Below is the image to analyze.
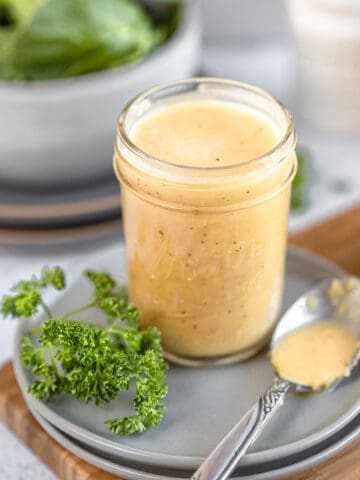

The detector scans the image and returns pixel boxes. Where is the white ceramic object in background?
[0,2,201,188]
[287,0,360,134]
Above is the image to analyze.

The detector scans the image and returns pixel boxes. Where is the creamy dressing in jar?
[114,79,297,365]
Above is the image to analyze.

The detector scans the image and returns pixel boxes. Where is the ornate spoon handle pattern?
[191,378,295,480]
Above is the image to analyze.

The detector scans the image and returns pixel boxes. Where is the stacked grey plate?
[0,178,122,245]
[0,179,120,228]
[13,245,360,479]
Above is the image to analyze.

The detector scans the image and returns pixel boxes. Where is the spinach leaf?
[0,0,175,80]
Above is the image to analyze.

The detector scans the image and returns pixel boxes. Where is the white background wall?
[201,0,286,40]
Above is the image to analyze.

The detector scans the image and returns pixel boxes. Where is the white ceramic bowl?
[0,3,201,187]
[287,0,360,134]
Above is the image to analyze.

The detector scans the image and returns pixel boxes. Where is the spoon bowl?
[271,278,360,393]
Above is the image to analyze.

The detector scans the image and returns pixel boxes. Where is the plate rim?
[0,177,120,226]
[14,245,359,471]
[28,397,360,480]
[0,217,122,246]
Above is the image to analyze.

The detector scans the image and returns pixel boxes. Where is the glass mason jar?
[114,78,297,366]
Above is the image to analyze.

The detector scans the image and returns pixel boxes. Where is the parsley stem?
[62,301,96,319]
[31,325,43,335]
[48,345,61,380]
[40,300,52,319]
[108,317,123,330]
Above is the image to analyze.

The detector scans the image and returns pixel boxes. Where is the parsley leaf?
[1,266,65,319]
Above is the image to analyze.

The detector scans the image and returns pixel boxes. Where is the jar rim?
[116,77,296,180]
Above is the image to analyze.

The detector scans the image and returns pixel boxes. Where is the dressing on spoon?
[271,321,358,390]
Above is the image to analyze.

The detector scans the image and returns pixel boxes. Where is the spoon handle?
[191,378,295,480]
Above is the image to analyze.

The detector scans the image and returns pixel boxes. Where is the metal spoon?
[191,278,360,480]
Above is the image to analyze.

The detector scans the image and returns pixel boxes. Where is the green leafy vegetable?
[1,266,65,318]
[291,150,309,211]
[0,0,44,65]
[0,0,178,80]
[1,267,168,435]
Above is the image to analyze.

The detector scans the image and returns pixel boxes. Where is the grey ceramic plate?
[0,177,120,228]
[14,246,360,471]
[29,400,360,480]
[0,217,122,246]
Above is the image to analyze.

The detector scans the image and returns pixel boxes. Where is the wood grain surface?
[0,204,359,480]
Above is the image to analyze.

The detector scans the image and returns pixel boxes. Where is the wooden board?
[1,205,360,480]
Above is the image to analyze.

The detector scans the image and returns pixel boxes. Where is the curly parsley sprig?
[1,267,168,436]
[1,266,65,319]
